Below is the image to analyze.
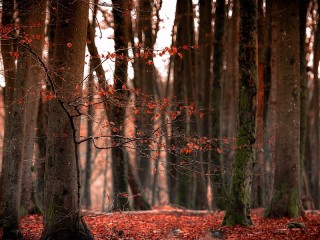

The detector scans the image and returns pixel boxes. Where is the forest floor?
[0,207,320,239]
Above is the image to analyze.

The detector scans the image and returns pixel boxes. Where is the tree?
[169,0,196,208]
[211,0,227,210]
[265,0,303,218]
[306,0,320,209]
[0,0,16,222]
[20,0,46,215]
[2,0,34,237]
[222,0,257,226]
[195,0,212,210]
[41,0,94,238]
[110,0,131,211]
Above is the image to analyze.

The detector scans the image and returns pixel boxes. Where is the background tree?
[20,0,46,216]
[211,0,227,210]
[2,0,34,237]
[195,0,212,210]
[110,0,131,211]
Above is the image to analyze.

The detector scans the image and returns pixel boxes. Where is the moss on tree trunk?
[222,0,257,226]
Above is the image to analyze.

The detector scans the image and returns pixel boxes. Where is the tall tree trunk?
[110,0,130,211]
[35,97,47,212]
[35,0,56,212]
[251,0,266,208]
[211,0,227,210]
[83,60,94,210]
[263,0,277,206]
[41,0,94,238]
[83,4,98,211]
[20,0,46,216]
[222,0,257,226]
[265,0,303,219]
[170,0,195,208]
[300,0,314,209]
[308,0,320,209]
[135,0,155,192]
[2,0,34,237]
[194,0,212,210]
[0,0,16,222]
[222,0,239,193]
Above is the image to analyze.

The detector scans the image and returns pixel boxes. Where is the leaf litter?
[0,207,319,239]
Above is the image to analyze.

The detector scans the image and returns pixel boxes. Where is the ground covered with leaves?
[0,207,319,239]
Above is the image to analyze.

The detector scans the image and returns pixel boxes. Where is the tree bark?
[110,0,130,211]
[135,0,155,192]
[300,0,314,209]
[41,0,94,238]
[2,0,34,237]
[194,0,212,210]
[307,0,320,209]
[20,0,46,216]
[0,0,16,223]
[265,0,303,219]
[222,0,257,226]
[211,0,227,210]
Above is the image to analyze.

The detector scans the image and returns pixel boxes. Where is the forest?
[0,0,320,239]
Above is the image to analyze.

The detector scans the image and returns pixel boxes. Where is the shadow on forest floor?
[0,207,320,239]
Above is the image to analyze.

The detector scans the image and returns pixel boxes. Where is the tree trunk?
[265,0,303,219]
[251,0,266,208]
[307,0,320,209]
[35,97,47,212]
[171,0,195,209]
[194,0,212,210]
[0,0,16,223]
[35,0,56,212]
[110,0,130,211]
[222,0,239,194]
[2,0,34,237]
[83,61,94,210]
[299,0,314,209]
[128,157,151,210]
[211,0,227,210]
[222,0,257,226]
[135,0,155,192]
[83,5,98,211]
[20,0,46,216]
[41,0,94,238]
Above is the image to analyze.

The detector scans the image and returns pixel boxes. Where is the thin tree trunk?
[300,0,314,209]
[110,0,130,211]
[83,4,98,211]
[251,0,266,208]
[222,0,257,226]
[194,0,212,210]
[35,97,47,212]
[211,0,227,210]
[20,0,46,216]
[135,0,155,192]
[308,0,320,209]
